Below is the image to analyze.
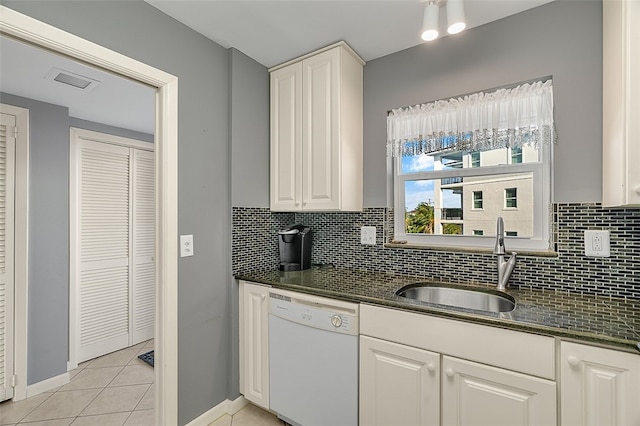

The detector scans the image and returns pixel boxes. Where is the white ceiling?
[0,0,553,135]
[146,0,555,68]
[0,36,156,135]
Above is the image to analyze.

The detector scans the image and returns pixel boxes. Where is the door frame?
[0,6,179,425]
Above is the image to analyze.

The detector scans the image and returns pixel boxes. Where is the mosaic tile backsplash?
[232,203,640,301]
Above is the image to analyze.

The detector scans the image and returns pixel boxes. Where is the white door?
[360,336,440,426]
[442,356,557,426]
[76,140,132,362]
[561,341,640,426]
[302,47,340,211]
[72,130,155,364]
[131,149,155,344]
[0,112,16,402]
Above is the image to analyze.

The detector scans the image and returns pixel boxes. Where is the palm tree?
[406,202,434,234]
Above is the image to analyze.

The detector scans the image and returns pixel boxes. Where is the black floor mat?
[138,350,154,367]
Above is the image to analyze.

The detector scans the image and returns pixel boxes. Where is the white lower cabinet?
[561,341,640,426]
[359,304,557,426]
[360,336,440,426]
[238,281,270,409]
[442,356,556,426]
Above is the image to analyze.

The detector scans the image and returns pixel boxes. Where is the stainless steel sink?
[395,284,516,313]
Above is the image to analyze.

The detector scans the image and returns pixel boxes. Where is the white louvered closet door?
[78,140,132,362]
[0,113,16,402]
[131,149,154,344]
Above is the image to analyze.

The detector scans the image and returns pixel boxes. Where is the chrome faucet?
[494,217,517,291]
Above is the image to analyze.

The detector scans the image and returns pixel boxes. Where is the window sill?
[384,241,559,257]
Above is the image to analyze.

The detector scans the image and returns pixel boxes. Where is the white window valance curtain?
[387,79,554,157]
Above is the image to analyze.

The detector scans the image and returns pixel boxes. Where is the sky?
[402,154,461,211]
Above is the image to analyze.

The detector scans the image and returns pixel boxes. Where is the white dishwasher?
[269,289,359,426]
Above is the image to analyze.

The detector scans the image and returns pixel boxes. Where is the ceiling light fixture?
[421,1,440,41]
[421,0,466,42]
[446,0,466,34]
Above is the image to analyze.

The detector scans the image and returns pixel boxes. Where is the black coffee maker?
[278,224,313,271]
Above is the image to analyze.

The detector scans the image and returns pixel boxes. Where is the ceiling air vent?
[45,67,100,91]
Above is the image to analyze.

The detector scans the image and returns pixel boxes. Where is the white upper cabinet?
[603,0,640,206]
[270,42,364,211]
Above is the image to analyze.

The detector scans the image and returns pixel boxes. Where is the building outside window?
[473,230,484,236]
[505,188,518,208]
[506,231,518,237]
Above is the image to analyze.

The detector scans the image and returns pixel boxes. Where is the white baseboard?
[186,395,249,426]
[26,372,70,398]
[228,395,250,415]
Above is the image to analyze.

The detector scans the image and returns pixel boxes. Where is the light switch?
[180,234,194,257]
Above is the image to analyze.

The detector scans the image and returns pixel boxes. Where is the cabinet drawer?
[360,304,555,379]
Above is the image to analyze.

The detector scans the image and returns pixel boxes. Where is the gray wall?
[230,48,270,208]
[0,92,70,385]
[363,0,603,206]
[228,48,269,398]
[3,1,232,423]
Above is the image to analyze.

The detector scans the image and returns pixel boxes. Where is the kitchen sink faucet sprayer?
[494,217,517,291]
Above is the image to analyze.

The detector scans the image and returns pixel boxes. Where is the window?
[506,231,518,237]
[505,188,518,208]
[511,147,523,164]
[388,80,553,251]
[471,152,480,168]
[473,191,483,209]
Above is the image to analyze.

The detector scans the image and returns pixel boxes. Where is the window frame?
[471,152,481,168]
[472,190,484,210]
[393,142,552,252]
[504,187,518,209]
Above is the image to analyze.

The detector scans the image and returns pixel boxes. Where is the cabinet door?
[603,0,640,206]
[360,336,440,426]
[442,356,556,426]
[239,281,270,409]
[302,47,340,211]
[561,342,640,426]
[270,62,302,211]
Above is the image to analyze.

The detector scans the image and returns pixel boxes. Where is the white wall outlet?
[584,230,610,257]
[180,234,194,257]
[361,226,376,245]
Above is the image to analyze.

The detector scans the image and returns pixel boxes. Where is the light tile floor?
[0,340,155,425]
[0,340,283,426]
[1,341,281,426]
[207,403,283,426]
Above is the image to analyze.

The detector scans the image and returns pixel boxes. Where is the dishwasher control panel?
[269,291,359,335]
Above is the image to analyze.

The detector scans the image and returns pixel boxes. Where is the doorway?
[0,6,178,424]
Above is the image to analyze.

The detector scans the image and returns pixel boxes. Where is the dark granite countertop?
[236,266,640,354]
